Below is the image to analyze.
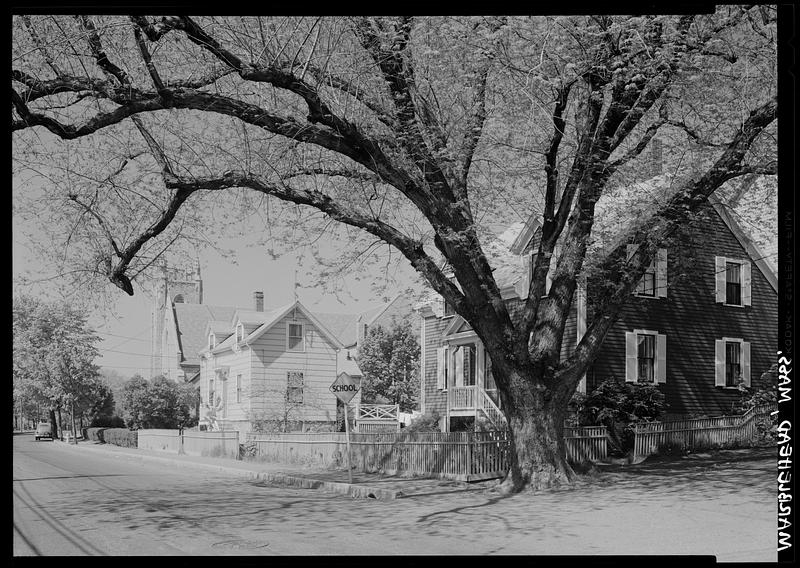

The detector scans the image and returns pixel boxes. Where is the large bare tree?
[12,10,777,491]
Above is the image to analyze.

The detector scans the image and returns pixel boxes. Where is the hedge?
[80,427,137,447]
[103,428,138,448]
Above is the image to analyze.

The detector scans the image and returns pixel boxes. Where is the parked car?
[35,422,53,441]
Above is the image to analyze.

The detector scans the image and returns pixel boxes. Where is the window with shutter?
[716,258,751,307]
[627,329,663,383]
[717,338,751,387]
[628,245,666,298]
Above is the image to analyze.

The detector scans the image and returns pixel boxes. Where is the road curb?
[57,441,400,500]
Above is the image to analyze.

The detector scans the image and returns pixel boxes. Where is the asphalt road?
[13,433,778,558]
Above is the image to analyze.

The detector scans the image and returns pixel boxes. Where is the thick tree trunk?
[56,407,63,441]
[496,368,575,493]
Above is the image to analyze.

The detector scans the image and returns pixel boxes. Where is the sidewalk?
[56,439,495,500]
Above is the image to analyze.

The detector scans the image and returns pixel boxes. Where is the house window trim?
[715,336,751,389]
[208,332,216,349]
[286,370,304,404]
[286,321,306,352]
[716,256,752,307]
[236,322,245,343]
[628,245,667,299]
[626,328,667,384]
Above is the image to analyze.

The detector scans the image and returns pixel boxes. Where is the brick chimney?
[253,291,264,312]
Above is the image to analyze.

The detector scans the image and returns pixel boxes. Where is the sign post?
[330,372,362,485]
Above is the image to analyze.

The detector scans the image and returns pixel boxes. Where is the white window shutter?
[715,256,726,303]
[742,341,751,387]
[741,261,752,306]
[714,340,726,387]
[455,346,464,387]
[655,333,667,383]
[625,332,637,383]
[656,248,668,298]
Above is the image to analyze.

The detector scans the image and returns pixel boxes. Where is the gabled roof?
[506,174,777,294]
[231,308,273,326]
[243,300,345,350]
[707,193,778,293]
[313,311,361,347]
[173,303,237,365]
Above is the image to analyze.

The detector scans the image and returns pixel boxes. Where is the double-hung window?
[726,262,742,306]
[625,330,667,384]
[627,245,668,298]
[287,322,305,351]
[715,257,751,306]
[287,371,304,403]
[715,338,751,388]
[637,334,656,382]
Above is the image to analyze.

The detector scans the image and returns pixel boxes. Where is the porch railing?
[448,385,478,411]
[355,404,400,433]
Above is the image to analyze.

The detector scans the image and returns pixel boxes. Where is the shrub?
[102,428,138,448]
[574,378,666,455]
[405,411,441,432]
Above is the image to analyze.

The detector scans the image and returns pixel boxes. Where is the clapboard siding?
[250,310,339,423]
[588,202,777,417]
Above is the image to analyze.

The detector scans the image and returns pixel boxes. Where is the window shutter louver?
[714,340,726,386]
[625,332,637,382]
[656,249,668,298]
[742,341,751,387]
[715,256,726,303]
[656,333,667,383]
[741,261,752,306]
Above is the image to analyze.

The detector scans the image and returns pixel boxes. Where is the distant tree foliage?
[357,323,420,413]
[122,374,199,429]
[13,295,103,437]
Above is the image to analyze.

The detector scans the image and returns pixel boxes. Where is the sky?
[12,227,421,380]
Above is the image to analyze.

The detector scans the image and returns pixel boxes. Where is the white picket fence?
[633,403,776,460]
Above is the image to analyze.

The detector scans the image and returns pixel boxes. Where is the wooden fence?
[182,430,240,459]
[564,426,608,463]
[246,426,608,482]
[136,429,240,460]
[355,404,400,433]
[137,429,182,453]
[633,403,776,460]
